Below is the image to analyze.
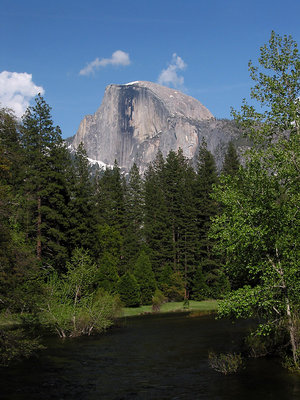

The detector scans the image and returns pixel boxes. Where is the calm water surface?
[1,313,299,399]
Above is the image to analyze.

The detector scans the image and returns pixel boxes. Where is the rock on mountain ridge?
[67,81,242,172]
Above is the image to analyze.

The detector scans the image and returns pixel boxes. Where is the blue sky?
[1,0,300,138]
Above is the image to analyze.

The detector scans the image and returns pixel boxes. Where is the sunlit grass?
[122,299,218,317]
[0,301,219,326]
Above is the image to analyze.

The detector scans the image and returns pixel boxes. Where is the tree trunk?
[172,222,176,270]
[72,286,80,333]
[285,295,298,368]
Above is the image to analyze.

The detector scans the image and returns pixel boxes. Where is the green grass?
[122,300,218,317]
[0,300,219,327]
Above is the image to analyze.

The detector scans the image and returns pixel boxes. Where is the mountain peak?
[108,81,214,121]
[68,81,239,172]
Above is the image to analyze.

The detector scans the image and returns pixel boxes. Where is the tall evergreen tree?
[21,95,70,270]
[123,163,144,266]
[144,151,170,275]
[96,251,119,293]
[95,161,126,230]
[0,108,40,311]
[163,149,198,295]
[68,142,96,254]
[117,272,141,307]
[222,141,240,176]
[133,250,156,304]
[94,161,126,270]
[193,140,221,298]
[144,149,198,296]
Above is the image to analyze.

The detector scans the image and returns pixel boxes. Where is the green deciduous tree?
[211,31,300,369]
[40,248,121,337]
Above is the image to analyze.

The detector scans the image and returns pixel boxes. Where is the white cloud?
[0,71,44,118]
[80,50,131,76]
[158,53,187,89]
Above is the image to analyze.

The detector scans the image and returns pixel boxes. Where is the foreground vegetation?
[0,31,299,371]
[212,31,300,370]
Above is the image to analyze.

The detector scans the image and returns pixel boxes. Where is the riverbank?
[122,299,218,317]
[0,300,218,329]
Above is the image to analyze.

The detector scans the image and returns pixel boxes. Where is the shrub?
[0,328,44,366]
[208,352,243,375]
[39,249,122,338]
[159,266,185,301]
[152,289,166,312]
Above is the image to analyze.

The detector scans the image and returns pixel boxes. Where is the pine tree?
[144,151,170,275]
[94,161,126,270]
[0,108,40,311]
[117,272,141,307]
[41,134,71,269]
[123,163,144,266]
[191,266,209,301]
[163,149,198,296]
[133,250,156,304]
[68,142,96,255]
[96,251,119,293]
[96,161,126,230]
[222,141,240,176]
[144,149,198,296]
[21,95,70,270]
[94,223,123,263]
[192,140,221,298]
[158,264,185,301]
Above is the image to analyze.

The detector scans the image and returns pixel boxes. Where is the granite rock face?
[68,81,242,172]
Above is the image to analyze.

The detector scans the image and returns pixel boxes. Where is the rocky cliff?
[67,81,243,172]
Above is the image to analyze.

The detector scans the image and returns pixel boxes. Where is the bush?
[152,289,166,312]
[39,249,122,338]
[40,285,122,338]
[245,333,273,358]
[0,328,44,367]
[208,352,243,375]
[159,266,185,301]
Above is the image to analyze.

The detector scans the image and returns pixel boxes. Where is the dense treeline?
[0,96,238,363]
[0,96,238,318]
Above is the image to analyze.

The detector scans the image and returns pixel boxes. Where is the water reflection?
[1,313,299,399]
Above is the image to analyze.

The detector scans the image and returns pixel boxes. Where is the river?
[0,313,299,399]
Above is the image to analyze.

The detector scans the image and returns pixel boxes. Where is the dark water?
[1,313,299,399]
